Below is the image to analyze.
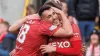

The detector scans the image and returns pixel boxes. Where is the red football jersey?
[15,20,60,56]
[48,18,83,56]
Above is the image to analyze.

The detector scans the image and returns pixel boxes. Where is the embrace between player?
[9,0,85,56]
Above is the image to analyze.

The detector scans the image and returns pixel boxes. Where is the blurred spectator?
[26,4,36,16]
[86,29,100,56]
[0,21,9,43]
[2,32,17,52]
[69,0,99,42]
[0,21,17,56]
[0,21,9,56]
[94,17,99,30]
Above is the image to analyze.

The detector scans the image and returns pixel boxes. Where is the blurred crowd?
[0,18,17,56]
[0,0,100,56]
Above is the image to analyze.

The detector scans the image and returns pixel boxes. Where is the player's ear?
[41,15,44,20]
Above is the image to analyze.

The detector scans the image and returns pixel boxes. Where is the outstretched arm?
[9,17,27,33]
[9,14,40,33]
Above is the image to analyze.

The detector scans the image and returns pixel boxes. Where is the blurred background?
[0,0,46,24]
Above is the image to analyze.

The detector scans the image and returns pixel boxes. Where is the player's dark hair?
[44,0,62,10]
[38,5,51,16]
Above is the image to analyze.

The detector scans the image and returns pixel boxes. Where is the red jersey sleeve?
[39,22,60,36]
[0,32,8,43]
[56,40,82,56]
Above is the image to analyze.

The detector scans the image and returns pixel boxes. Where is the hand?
[51,7,63,14]
[9,49,15,56]
[49,0,60,3]
[54,0,61,4]
[81,44,86,54]
[40,45,56,54]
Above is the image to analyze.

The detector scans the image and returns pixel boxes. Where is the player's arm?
[40,40,82,55]
[9,17,27,33]
[51,7,73,37]
[9,14,40,33]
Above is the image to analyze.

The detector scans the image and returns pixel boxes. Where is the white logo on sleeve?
[51,41,71,48]
[49,25,57,31]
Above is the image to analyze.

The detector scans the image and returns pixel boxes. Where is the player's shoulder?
[70,33,82,41]
[72,17,78,24]
[40,21,52,27]
[40,21,58,31]
[25,14,41,24]
[26,20,40,25]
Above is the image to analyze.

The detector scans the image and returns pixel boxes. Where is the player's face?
[53,19,60,26]
[53,19,62,26]
[90,34,99,44]
[42,8,58,24]
[62,2,68,14]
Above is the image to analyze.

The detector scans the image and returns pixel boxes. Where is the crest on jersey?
[49,25,57,31]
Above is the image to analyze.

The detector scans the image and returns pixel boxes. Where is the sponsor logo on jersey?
[49,25,57,31]
[50,41,71,48]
